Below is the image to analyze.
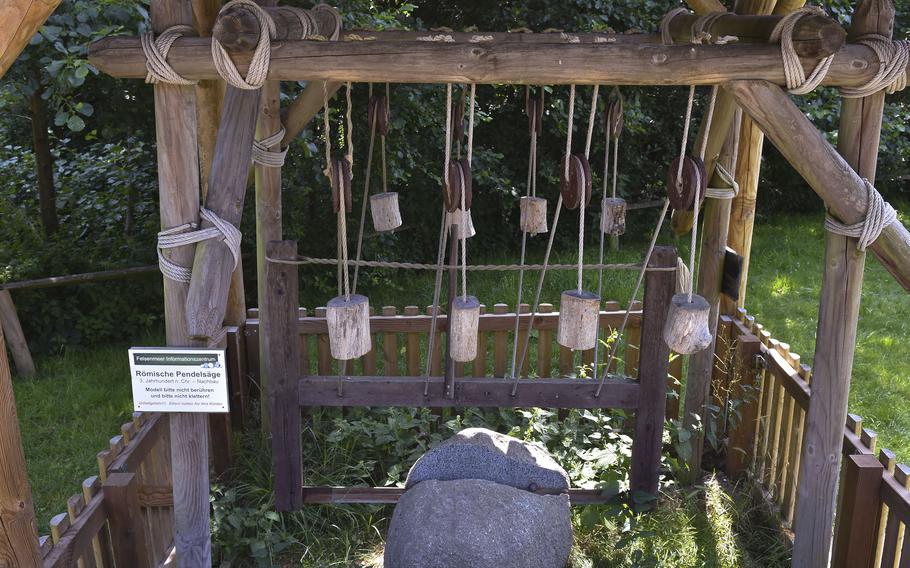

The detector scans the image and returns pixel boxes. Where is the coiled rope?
[141,25,197,85]
[824,179,897,251]
[156,208,241,283]
[211,0,277,90]
[252,125,288,167]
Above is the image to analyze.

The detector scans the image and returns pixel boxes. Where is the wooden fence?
[720,307,910,568]
[39,412,175,568]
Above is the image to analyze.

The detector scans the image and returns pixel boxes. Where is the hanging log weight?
[368,93,389,136]
[449,295,481,362]
[600,197,627,236]
[560,154,592,211]
[605,88,623,138]
[331,157,353,213]
[520,196,548,234]
[666,155,706,211]
[370,192,402,232]
[526,94,544,135]
[662,293,713,355]
[326,294,372,360]
[557,290,601,351]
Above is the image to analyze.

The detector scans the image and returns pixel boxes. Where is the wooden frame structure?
[0,0,907,564]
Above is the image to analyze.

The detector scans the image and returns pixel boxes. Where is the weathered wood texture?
[264,241,302,510]
[90,39,895,87]
[725,334,761,477]
[0,290,35,376]
[832,455,883,568]
[630,246,676,496]
[0,0,64,78]
[150,0,211,562]
[727,80,910,293]
[299,376,641,409]
[103,473,150,568]
[792,230,866,564]
[0,317,41,565]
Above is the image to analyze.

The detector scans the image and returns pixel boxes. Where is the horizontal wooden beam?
[301,485,615,504]
[0,265,158,291]
[727,80,910,293]
[299,376,640,409]
[89,38,886,87]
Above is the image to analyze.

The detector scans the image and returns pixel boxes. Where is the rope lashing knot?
[770,6,835,95]
[705,162,739,199]
[212,0,279,90]
[824,179,897,251]
[660,8,736,46]
[156,208,242,283]
[252,126,288,167]
[841,35,910,98]
[141,25,198,85]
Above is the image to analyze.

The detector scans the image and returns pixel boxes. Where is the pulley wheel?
[560,153,592,211]
[526,95,544,135]
[605,88,623,138]
[666,155,706,211]
[458,158,473,211]
[443,161,463,212]
[368,94,390,136]
[331,157,353,214]
[451,97,465,143]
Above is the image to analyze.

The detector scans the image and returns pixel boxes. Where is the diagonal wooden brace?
[725,79,910,293]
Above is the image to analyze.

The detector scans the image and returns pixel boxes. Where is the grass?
[8,209,909,562]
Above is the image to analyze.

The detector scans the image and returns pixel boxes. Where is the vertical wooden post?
[630,246,676,496]
[0,290,35,376]
[255,61,283,433]
[104,472,151,568]
[0,317,41,565]
[832,454,884,568]
[680,116,739,483]
[792,231,866,564]
[725,333,761,477]
[150,0,211,562]
[264,241,302,511]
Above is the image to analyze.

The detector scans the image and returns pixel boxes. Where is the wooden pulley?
[559,153,592,211]
[662,293,713,355]
[600,197,626,236]
[557,290,600,351]
[451,96,465,143]
[442,159,473,212]
[326,294,372,360]
[448,208,476,240]
[526,94,544,135]
[665,155,707,211]
[449,295,481,362]
[605,88,623,138]
[368,93,390,136]
[520,196,548,235]
[330,157,353,214]
[370,192,402,232]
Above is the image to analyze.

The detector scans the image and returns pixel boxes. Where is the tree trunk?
[29,86,58,236]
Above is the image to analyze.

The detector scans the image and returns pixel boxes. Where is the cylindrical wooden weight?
[662,293,713,355]
[520,196,548,235]
[448,209,476,239]
[326,294,372,360]
[600,197,626,236]
[370,192,402,232]
[449,295,481,362]
[557,290,601,351]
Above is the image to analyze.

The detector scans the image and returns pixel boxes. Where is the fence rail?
[721,307,910,568]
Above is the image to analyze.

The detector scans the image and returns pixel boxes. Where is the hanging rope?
[689,86,718,302]
[461,83,477,301]
[769,7,835,95]
[576,85,599,294]
[352,83,376,294]
[156,208,242,283]
[141,25,198,85]
[841,35,910,97]
[211,0,278,90]
[265,256,673,272]
[252,126,287,167]
[824,179,898,251]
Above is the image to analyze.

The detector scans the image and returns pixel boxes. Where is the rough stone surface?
[384,478,572,568]
[405,427,569,491]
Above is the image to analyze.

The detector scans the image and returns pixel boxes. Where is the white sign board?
[128,347,230,413]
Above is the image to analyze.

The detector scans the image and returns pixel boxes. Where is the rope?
[265,256,675,272]
[689,86,718,302]
[141,25,197,85]
[769,7,835,95]
[461,84,477,301]
[841,35,910,97]
[564,85,575,180]
[338,83,354,300]
[156,208,242,283]
[577,85,598,292]
[660,7,690,45]
[251,126,287,167]
[705,163,739,199]
[322,83,332,176]
[595,88,619,372]
[824,179,897,251]
[353,83,376,294]
[595,199,672,397]
[211,0,278,90]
